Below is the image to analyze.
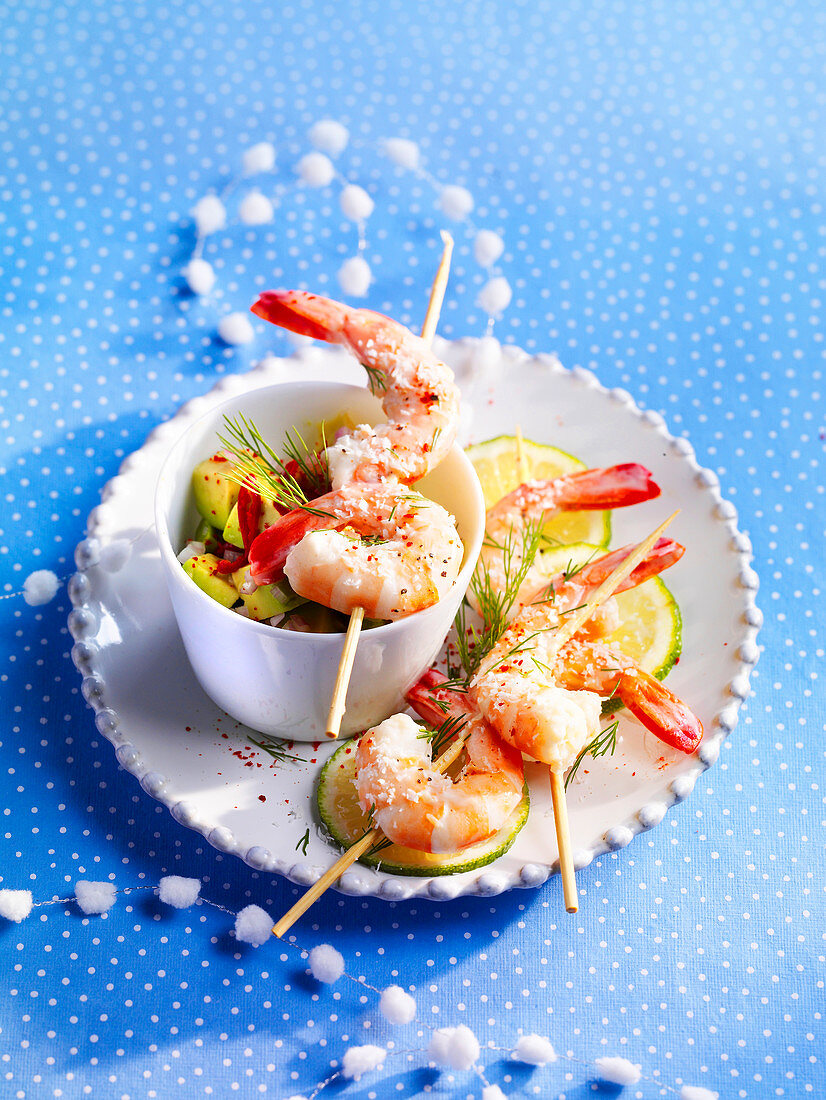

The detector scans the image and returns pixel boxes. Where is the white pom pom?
[239,190,274,226]
[218,313,255,346]
[474,229,505,267]
[308,943,345,984]
[379,985,417,1025]
[184,258,216,296]
[471,335,503,375]
[0,889,33,923]
[99,539,131,573]
[482,1086,508,1100]
[192,194,227,235]
[23,570,59,606]
[74,880,117,915]
[309,119,349,156]
[242,141,276,175]
[681,1087,717,1100]
[297,151,335,187]
[439,184,474,220]
[339,183,374,222]
[513,1033,557,1066]
[383,137,420,170]
[158,876,201,909]
[341,1044,386,1081]
[477,276,513,316]
[283,1096,309,1100]
[337,256,371,297]
[428,1025,480,1071]
[595,1056,642,1086]
[234,904,272,946]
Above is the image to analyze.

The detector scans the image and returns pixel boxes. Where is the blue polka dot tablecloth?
[1,1,824,1097]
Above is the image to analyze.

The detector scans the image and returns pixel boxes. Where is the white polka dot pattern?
[0,1,824,1099]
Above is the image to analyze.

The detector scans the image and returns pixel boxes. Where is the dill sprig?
[247,735,307,764]
[361,361,389,395]
[217,413,335,519]
[564,718,620,790]
[295,828,310,855]
[418,712,468,758]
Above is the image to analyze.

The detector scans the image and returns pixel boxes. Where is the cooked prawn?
[354,711,524,854]
[250,290,460,488]
[248,483,463,619]
[479,463,661,618]
[469,539,702,767]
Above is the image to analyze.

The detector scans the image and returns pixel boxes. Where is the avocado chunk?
[231,567,307,621]
[192,455,240,529]
[182,553,239,608]
[193,519,224,555]
[223,498,284,550]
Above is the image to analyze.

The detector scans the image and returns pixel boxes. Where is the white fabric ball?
[428,1024,480,1071]
[307,943,345,984]
[680,1087,717,1100]
[439,184,474,220]
[234,904,272,946]
[482,1086,508,1100]
[296,151,335,187]
[74,880,117,915]
[0,889,33,923]
[218,312,255,345]
[513,1033,557,1066]
[478,276,513,316]
[309,119,349,155]
[184,258,216,295]
[242,141,276,175]
[238,190,274,226]
[99,539,131,573]
[192,194,226,235]
[339,183,374,222]
[595,1056,642,1085]
[341,1044,386,1081]
[474,228,505,266]
[383,137,420,170]
[23,569,59,606]
[379,985,417,1025]
[337,256,371,297]
[158,876,201,909]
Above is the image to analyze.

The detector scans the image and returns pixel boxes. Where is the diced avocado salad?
[178,415,387,633]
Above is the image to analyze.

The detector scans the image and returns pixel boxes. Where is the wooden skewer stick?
[324,231,455,740]
[273,510,678,938]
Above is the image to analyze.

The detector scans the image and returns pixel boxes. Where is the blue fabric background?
[1,1,823,1097]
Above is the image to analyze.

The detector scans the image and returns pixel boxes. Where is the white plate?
[69,342,761,902]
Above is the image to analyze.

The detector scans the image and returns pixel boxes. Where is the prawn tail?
[248,504,340,585]
[250,289,347,344]
[617,668,703,754]
[571,537,685,593]
[406,668,475,728]
[553,463,661,512]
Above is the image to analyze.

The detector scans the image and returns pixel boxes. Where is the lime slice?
[317,741,530,877]
[465,435,611,547]
[536,542,683,698]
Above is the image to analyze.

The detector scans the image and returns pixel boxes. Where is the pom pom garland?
[439,184,474,220]
[23,570,60,606]
[309,119,349,155]
[341,1044,386,1081]
[379,985,417,1025]
[474,228,505,266]
[477,276,513,316]
[0,889,33,923]
[680,1088,717,1100]
[595,1056,642,1086]
[99,539,131,573]
[184,258,217,295]
[74,880,117,915]
[337,255,372,297]
[297,151,336,187]
[307,943,345,984]
[218,313,255,346]
[383,137,421,170]
[482,1086,508,1100]
[242,141,276,175]
[513,1033,557,1066]
[339,183,375,222]
[428,1024,480,1071]
[158,876,201,909]
[238,190,274,226]
[192,194,227,235]
[234,904,273,946]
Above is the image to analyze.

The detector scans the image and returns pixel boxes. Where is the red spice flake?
[185,726,191,732]
[258,794,266,803]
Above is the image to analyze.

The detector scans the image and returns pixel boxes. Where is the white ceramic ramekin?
[154,381,484,741]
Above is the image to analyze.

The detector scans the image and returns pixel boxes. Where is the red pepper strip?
[238,485,263,551]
